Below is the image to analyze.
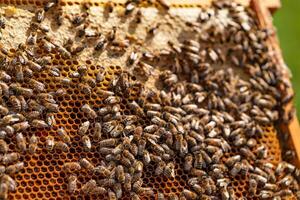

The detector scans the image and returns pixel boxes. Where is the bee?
[0,81,9,97]
[102,120,117,134]
[155,161,166,176]
[0,182,8,200]
[254,145,267,159]
[0,105,9,116]
[0,139,7,154]
[72,13,88,26]
[128,51,138,65]
[2,174,16,192]
[80,158,94,172]
[95,35,107,51]
[29,134,38,154]
[123,150,135,163]
[63,162,81,173]
[36,9,45,23]
[81,104,97,119]
[92,122,102,141]
[54,141,69,153]
[55,9,64,26]
[230,162,242,177]
[31,119,48,129]
[164,162,175,178]
[143,150,151,165]
[56,127,70,144]
[124,173,132,192]
[9,96,21,112]
[91,186,107,195]
[16,132,26,152]
[82,135,91,151]
[5,162,24,175]
[67,175,77,194]
[184,154,193,172]
[2,153,19,165]
[46,114,56,127]
[0,70,11,82]
[157,192,165,200]
[46,135,55,151]
[44,0,57,11]
[93,165,110,177]
[132,179,143,193]
[27,32,37,45]
[81,179,97,195]
[99,138,117,148]
[169,194,179,200]
[78,121,90,135]
[0,18,5,29]
[107,26,117,42]
[113,182,122,198]
[182,189,197,200]
[225,155,241,167]
[128,101,145,117]
[104,96,121,105]
[108,189,117,200]
[71,44,86,55]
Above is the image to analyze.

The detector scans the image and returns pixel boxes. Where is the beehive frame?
[0,0,299,199]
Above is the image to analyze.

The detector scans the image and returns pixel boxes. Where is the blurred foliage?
[274,0,300,118]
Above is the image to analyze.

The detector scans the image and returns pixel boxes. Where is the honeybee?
[36,9,45,23]
[182,189,197,199]
[54,141,69,153]
[0,182,8,200]
[57,127,70,144]
[29,134,38,154]
[128,101,145,117]
[0,105,8,116]
[80,158,94,172]
[95,36,107,51]
[82,135,91,151]
[46,114,56,127]
[92,122,102,141]
[12,121,30,132]
[124,173,132,192]
[31,119,49,129]
[108,189,117,200]
[155,161,166,176]
[115,165,125,183]
[44,0,57,11]
[2,153,19,165]
[93,165,110,177]
[9,96,21,112]
[81,104,97,119]
[99,138,117,148]
[16,132,26,152]
[81,179,97,195]
[113,182,122,198]
[78,121,90,135]
[225,155,241,167]
[79,83,91,96]
[2,174,16,192]
[164,162,175,178]
[184,154,193,172]
[68,175,77,194]
[0,139,8,153]
[0,81,9,97]
[0,70,11,82]
[5,162,24,175]
[230,162,242,177]
[63,162,81,173]
[46,135,55,151]
[132,179,143,193]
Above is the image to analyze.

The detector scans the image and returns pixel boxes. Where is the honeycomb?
[0,0,298,200]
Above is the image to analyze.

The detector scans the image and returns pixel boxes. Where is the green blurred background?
[274,0,300,118]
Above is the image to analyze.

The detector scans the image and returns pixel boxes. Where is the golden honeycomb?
[0,0,298,200]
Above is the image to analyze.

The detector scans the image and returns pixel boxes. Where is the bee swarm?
[0,0,298,200]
